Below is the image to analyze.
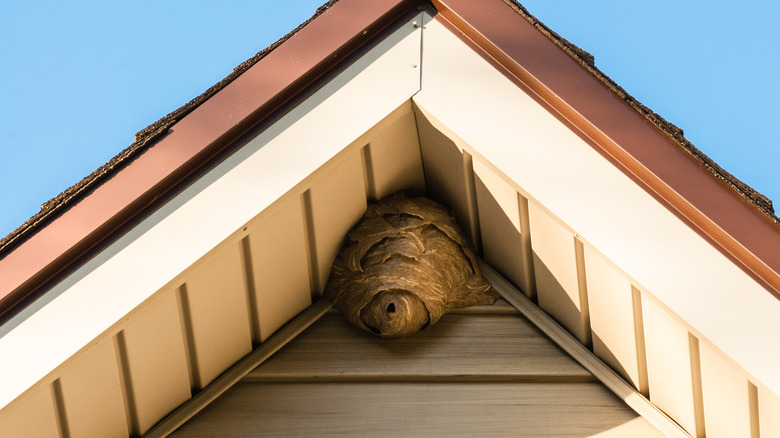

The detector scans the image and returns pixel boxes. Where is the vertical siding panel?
[185,244,252,389]
[0,386,60,438]
[748,383,760,438]
[759,387,780,438]
[308,152,367,295]
[51,379,67,438]
[114,332,138,435]
[631,286,650,396]
[698,341,753,438]
[122,291,191,434]
[689,335,706,437]
[363,110,425,200]
[573,239,591,348]
[473,159,527,293]
[517,196,537,300]
[247,197,312,342]
[528,203,587,343]
[461,152,481,252]
[642,298,702,437]
[415,110,475,245]
[584,248,644,391]
[58,341,128,437]
[175,284,198,391]
[239,236,262,344]
[301,190,321,298]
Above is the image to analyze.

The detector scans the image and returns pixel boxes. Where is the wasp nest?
[324,193,499,338]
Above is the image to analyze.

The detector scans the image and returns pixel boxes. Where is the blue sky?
[1,1,778,238]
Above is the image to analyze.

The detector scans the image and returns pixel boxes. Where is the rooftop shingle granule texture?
[1,0,776,258]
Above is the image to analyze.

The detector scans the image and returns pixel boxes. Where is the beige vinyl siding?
[473,158,535,299]
[699,342,756,438]
[528,202,589,344]
[57,340,128,437]
[305,151,368,296]
[0,384,60,438]
[759,387,780,438]
[585,247,648,395]
[642,297,704,437]
[361,108,426,201]
[243,196,312,343]
[175,303,664,437]
[120,292,191,433]
[180,243,253,390]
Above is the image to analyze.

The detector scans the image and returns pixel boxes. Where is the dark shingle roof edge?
[1,0,776,257]
[0,1,341,256]
[501,0,777,224]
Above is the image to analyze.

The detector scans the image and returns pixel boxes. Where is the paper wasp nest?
[324,193,499,338]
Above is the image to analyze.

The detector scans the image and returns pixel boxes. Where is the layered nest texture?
[325,193,499,338]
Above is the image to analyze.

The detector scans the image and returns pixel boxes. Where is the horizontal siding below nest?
[176,300,664,436]
[245,306,592,383]
[173,381,661,438]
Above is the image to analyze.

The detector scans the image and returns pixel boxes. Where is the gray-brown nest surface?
[324,193,499,338]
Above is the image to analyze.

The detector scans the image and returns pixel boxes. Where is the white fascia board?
[413,18,780,395]
[0,13,425,409]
